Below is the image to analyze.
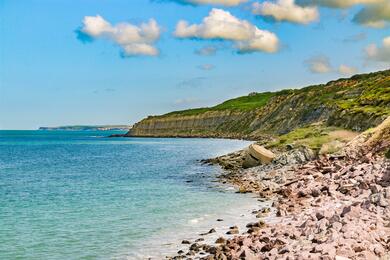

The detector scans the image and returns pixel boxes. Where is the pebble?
[168,131,390,259]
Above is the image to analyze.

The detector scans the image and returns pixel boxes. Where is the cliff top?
[151,69,390,118]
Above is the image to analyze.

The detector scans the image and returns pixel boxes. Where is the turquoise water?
[0,131,255,259]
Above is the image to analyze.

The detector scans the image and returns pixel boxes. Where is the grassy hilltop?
[162,70,389,118]
[127,70,390,151]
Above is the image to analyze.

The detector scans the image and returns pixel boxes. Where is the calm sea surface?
[0,131,258,259]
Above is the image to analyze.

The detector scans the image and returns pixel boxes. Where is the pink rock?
[369,184,382,194]
[384,187,390,199]
[335,256,351,260]
[332,222,343,232]
[358,251,378,260]
[352,243,366,253]
[316,218,330,232]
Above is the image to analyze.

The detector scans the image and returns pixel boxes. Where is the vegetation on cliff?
[164,92,278,116]
[266,123,358,153]
[127,70,390,141]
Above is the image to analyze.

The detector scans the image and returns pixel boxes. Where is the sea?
[0,130,265,259]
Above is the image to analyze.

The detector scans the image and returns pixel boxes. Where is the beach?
[167,118,390,259]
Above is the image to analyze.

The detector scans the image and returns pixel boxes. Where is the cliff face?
[127,111,256,138]
[126,70,390,140]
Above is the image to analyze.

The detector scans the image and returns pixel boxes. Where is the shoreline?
[166,118,390,259]
[108,133,258,142]
[129,191,271,259]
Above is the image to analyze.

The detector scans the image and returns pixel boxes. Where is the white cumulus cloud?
[297,0,383,8]
[305,55,332,73]
[252,0,319,24]
[338,64,358,75]
[305,55,359,75]
[353,1,390,28]
[174,8,279,53]
[195,45,218,56]
[365,36,390,62]
[80,15,161,56]
[179,0,247,5]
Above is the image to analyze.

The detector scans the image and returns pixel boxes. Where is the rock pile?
[169,117,390,259]
[170,154,389,260]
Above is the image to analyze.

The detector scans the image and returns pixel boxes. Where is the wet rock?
[237,186,248,194]
[247,227,261,234]
[215,237,226,244]
[226,227,239,235]
[189,243,200,251]
[208,228,216,234]
[182,240,191,244]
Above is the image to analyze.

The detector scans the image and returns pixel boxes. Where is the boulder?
[248,144,275,164]
[242,150,261,168]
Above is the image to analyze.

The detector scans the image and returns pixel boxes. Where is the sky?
[0,0,389,130]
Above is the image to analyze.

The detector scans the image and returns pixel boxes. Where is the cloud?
[338,64,358,75]
[165,0,247,6]
[343,32,367,43]
[297,0,383,9]
[365,36,390,62]
[174,8,279,53]
[305,55,359,75]
[78,15,161,56]
[297,0,389,28]
[352,1,390,28]
[198,64,215,70]
[252,0,319,24]
[305,55,332,73]
[195,45,218,56]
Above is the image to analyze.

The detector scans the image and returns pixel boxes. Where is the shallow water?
[0,131,261,259]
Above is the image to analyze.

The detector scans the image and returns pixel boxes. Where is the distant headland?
[38,125,131,131]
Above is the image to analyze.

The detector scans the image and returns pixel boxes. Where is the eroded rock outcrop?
[127,70,390,140]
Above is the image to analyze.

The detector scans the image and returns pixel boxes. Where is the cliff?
[126,70,390,140]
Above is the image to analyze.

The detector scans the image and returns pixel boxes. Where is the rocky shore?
[168,117,390,259]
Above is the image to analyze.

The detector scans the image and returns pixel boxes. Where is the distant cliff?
[126,70,390,140]
[39,125,131,131]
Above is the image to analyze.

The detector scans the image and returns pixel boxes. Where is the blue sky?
[1,0,389,129]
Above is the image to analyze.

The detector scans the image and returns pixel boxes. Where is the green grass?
[163,71,390,118]
[334,78,390,116]
[163,92,280,116]
[212,92,276,110]
[143,69,390,139]
[266,124,347,151]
